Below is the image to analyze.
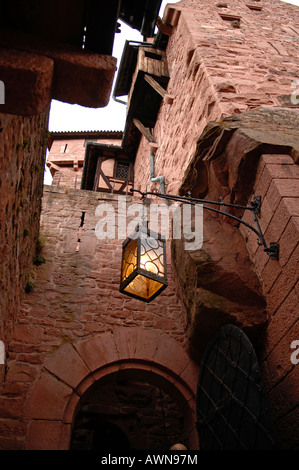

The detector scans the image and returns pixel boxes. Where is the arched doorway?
[25,327,199,450]
[196,324,276,450]
[72,417,131,451]
[71,370,188,450]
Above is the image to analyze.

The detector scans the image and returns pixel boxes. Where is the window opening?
[144,51,162,61]
[76,212,86,252]
[116,161,130,180]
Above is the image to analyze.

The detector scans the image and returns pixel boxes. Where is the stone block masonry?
[240,154,299,449]
[133,0,299,195]
[32,187,187,342]
[47,134,123,189]
[0,186,189,449]
[0,110,49,348]
[0,28,117,114]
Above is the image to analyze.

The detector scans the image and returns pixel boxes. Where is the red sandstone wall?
[133,0,299,449]
[1,0,298,451]
[49,137,122,162]
[134,0,299,194]
[47,136,123,188]
[51,167,83,189]
[0,111,49,349]
[240,154,299,448]
[0,186,189,449]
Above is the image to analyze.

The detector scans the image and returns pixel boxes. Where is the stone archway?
[24,326,199,450]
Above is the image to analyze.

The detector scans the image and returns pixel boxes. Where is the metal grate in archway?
[196,324,276,450]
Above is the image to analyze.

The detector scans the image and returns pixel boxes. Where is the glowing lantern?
[120,224,167,302]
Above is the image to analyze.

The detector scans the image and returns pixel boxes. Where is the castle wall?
[0,0,298,451]
[0,186,194,449]
[133,0,299,449]
[241,153,299,449]
[133,0,299,194]
[0,111,49,351]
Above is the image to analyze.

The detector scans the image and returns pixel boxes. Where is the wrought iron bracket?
[130,189,279,260]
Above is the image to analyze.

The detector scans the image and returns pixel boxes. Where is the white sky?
[48,0,299,133]
[48,0,175,133]
[45,0,299,183]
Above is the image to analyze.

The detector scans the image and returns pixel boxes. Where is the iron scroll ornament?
[130,189,279,260]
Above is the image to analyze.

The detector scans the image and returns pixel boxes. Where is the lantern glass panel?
[139,236,165,276]
[121,238,138,283]
[120,225,167,302]
[123,274,163,300]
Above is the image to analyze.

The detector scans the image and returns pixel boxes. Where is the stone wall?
[0,110,49,350]
[133,0,299,194]
[0,186,190,449]
[131,1,299,447]
[168,105,299,449]
[27,186,187,343]
[240,154,299,449]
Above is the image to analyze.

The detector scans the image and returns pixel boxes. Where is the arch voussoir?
[44,342,91,389]
[25,327,199,450]
[74,330,118,371]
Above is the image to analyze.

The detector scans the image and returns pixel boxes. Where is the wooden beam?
[144,74,174,104]
[144,74,166,97]
[156,16,173,36]
[149,142,159,153]
[133,118,157,143]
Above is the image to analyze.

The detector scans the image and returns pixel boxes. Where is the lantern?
[120,223,168,302]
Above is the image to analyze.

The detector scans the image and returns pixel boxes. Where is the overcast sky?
[48,0,175,133]
[48,0,299,134]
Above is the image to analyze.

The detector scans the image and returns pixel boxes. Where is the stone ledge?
[0,47,54,115]
[43,185,133,203]
[180,106,299,204]
[0,28,117,113]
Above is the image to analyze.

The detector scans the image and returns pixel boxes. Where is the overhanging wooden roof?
[2,0,162,55]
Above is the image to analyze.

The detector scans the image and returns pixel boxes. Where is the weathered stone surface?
[51,50,116,108]
[0,48,54,115]
[0,28,117,110]
[0,110,49,345]
[172,211,267,362]
[1,0,299,451]
[180,107,299,204]
[24,371,72,420]
[74,332,118,371]
[174,105,299,448]
[27,420,67,450]
[134,1,299,195]
[44,342,90,389]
